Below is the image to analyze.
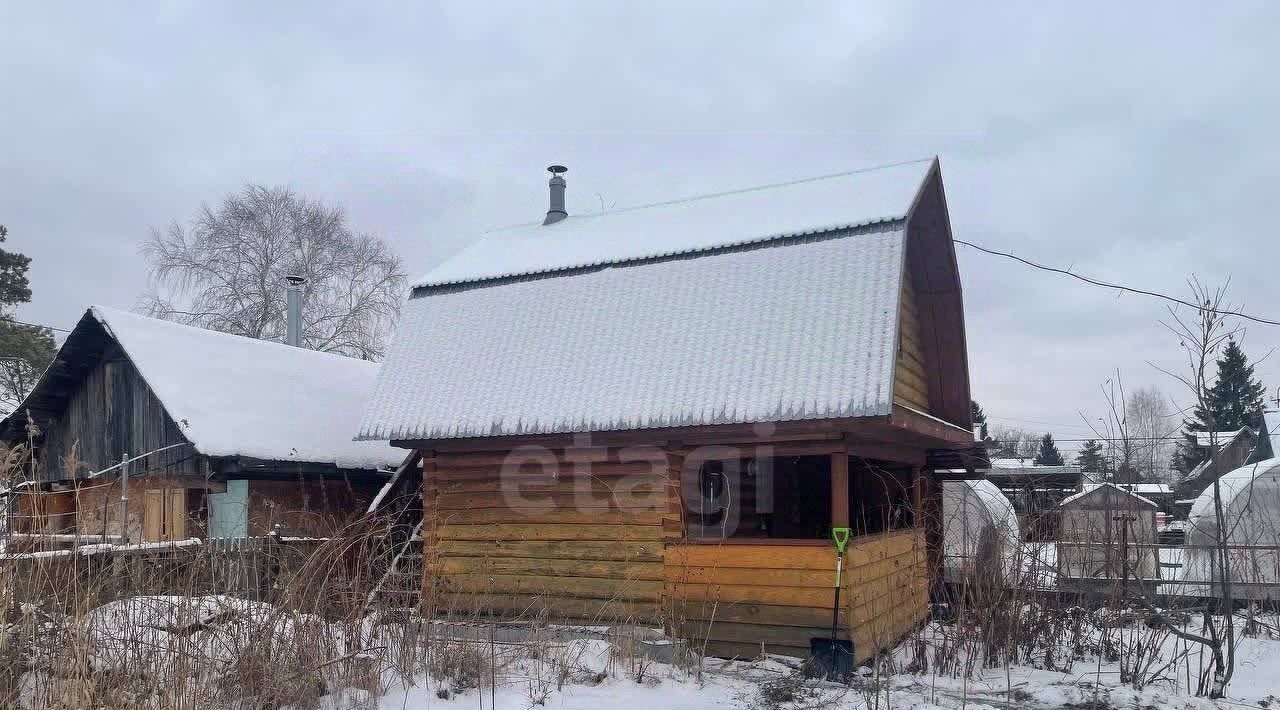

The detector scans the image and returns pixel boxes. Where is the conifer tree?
[1034,433,1065,466]
[1176,338,1268,473]
[1075,439,1107,474]
[0,226,55,415]
[971,400,988,440]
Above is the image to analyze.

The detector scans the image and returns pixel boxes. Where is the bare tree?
[987,426,1040,460]
[1150,277,1239,698]
[1086,374,1137,482]
[1125,385,1174,482]
[140,185,407,360]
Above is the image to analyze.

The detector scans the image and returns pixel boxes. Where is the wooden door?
[143,489,164,541]
[142,488,187,541]
[167,488,187,539]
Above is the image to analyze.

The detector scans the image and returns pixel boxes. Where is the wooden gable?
[892,163,970,429]
[893,264,931,412]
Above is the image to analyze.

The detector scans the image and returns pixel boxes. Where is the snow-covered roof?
[987,459,1082,476]
[1060,482,1158,508]
[1080,482,1172,496]
[361,160,944,441]
[362,224,904,440]
[1264,410,1280,455]
[27,307,400,470]
[1195,429,1249,447]
[416,159,934,288]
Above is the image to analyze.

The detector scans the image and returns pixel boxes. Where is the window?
[848,458,915,536]
[688,455,832,540]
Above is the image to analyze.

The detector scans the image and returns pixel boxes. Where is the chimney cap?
[547,165,567,176]
[284,274,307,287]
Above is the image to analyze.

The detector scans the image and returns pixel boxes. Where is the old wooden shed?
[1,306,401,541]
[1058,483,1159,585]
[358,159,978,661]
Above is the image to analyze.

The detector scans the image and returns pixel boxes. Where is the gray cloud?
[3,2,1278,457]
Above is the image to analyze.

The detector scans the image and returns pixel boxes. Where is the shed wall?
[35,349,197,481]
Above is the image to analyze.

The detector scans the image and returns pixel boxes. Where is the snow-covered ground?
[13,595,1280,709]
[365,632,1280,710]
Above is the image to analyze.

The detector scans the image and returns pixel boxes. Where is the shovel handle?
[832,527,852,553]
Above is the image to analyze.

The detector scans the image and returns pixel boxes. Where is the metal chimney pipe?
[284,275,306,347]
[543,165,568,225]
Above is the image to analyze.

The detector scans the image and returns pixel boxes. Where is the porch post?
[831,449,849,528]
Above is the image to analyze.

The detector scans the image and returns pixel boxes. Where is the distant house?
[359,159,976,660]
[1,306,401,542]
[1176,428,1259,503]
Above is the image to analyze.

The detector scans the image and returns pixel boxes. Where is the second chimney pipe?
[543,165,567,225]
[285,275,306,347]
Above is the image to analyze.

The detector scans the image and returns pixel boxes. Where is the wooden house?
[1175,428,1259,502]
[1058,483,1159,587]
[358,159,977,661]
[1,306,401,542]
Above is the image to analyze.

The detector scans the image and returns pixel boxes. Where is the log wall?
[422,446,669,623]
[894,267,932,413]
[664,528,928,661]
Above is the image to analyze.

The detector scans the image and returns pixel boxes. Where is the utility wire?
[954,238,1280,327]
[0,317,70,334]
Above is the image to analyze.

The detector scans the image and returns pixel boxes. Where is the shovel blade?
[806,638,854,682]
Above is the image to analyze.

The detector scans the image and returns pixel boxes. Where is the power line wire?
[954,238,1280,327]
[0,317,71,334]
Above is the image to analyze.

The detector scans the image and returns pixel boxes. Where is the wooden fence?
[0,536,327,611]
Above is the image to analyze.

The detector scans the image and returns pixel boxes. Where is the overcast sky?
[3,2,1278,456]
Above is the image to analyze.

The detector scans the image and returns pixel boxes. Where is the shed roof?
[1080,482,1172,496]
[5,307,401,470]
[361,159,954,441]
[988,460,1083,476]
[1195,429,1251,448]
[1060,482,1158,508]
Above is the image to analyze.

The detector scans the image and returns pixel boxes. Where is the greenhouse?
[1182,457,1280,599]
[941,479,1021,587]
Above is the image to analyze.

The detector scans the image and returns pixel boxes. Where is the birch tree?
[140,185,407,360]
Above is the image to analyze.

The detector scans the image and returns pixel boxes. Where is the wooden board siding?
[664,528,928,661]
[894,266,932,413]
[422,446,668,623]
[246,478,380,537]
[37,348,197,481]
[13,489,77,535]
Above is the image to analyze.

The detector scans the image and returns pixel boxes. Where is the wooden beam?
[889,404,972,446]
[831,449,849,528]
[395,417,855,453]
[843,436,927,467]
